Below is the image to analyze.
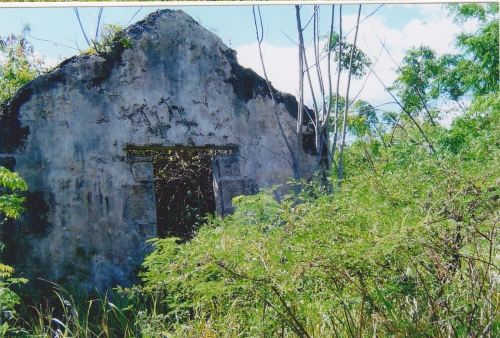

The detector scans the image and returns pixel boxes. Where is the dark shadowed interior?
[128,148,234,241]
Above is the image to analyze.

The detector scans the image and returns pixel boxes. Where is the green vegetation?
[0,3,498,337]
[0,168,27,221]
[3,97,499,335]
[136,92,499,336]
[0,26,44,103]
[127,149,225,241]
[325,31,372,79]
[130,4,500,336]
[82,24,132,55]
[0,26,40,335]
[390,3,498,126]
[0,168,28,335]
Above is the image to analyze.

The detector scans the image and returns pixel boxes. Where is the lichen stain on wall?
[0,9,316,291]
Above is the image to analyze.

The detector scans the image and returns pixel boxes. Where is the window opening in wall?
[126,147,234,242]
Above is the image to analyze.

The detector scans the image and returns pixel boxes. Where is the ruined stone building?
[0,10,316,290]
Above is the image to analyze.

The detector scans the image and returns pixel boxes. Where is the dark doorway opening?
[153,149,215,240]
[126,147,234,241]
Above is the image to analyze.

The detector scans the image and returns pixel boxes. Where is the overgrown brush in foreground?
[5,96,500,338]
[137,94,500,337]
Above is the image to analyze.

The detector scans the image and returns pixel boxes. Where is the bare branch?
[294,5,306,189]
[323,5,335,130]
[74,8,91,47]
[312,6,326,146]
[95,7,103,43]
[125,8,143,27]
[349,39,384,104]
[302,5,320,31]
[253,6,298,175]
[302,4,385,76]
[280,30,298,46]
[338,5,362,183]
[257,6,264,44]
[361,56,436,154]
[341,4,384,39]
[371,28,437,126]
[381,110,419,145]
[302,43,319,133]
[260,144,293,169]
[26,31,79,51]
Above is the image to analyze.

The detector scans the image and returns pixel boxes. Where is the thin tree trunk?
[324,5,335,175]
[331,5,343,168]
[312,6,323,150]
[338,5,362,185]
[303,48,320,130]
[294,5,306,193]
[95,7,103,42]
[74,8,91,46]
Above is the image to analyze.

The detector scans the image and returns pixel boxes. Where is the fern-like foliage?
[0,167,28,191]
[0,263,14,279]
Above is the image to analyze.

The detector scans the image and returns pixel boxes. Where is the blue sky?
[0,3,475,125]
[0,4,434,57]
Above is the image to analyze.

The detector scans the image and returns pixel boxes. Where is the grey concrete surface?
[0,9,316,290]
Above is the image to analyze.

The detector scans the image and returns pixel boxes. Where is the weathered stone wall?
[0,9,316,290]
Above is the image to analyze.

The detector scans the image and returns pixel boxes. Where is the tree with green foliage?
[391,3,498,128]
[390,46,441,125]
[445,3,499,97]
[135,78,500,338]
[0,167,28,334]
[325,31,372,80]
[0,28,32,279]
[0,26,35,336]
[0,26,44,103]
[0,167,27,222]
[131,4,500,336]
[79,23,132,55]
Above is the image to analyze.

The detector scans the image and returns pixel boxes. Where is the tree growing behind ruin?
[0,4,497,336]
[134,4,500,336]
[0,26,44,103]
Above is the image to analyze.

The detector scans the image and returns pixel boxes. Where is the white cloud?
[437,101,465,128]
[235,7,464,117]
[400,18,460,55]
[236,43,300,98]
[29,51,60,72]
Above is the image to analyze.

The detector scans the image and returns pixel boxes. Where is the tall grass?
[14,282,148,337]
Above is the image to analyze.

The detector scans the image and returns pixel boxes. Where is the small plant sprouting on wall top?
[83,24,132,55]
[119,36,133,49]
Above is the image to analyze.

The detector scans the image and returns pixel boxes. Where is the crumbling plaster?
[0,9,316,290]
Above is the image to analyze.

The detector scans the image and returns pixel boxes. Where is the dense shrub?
[137,94,500,337]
